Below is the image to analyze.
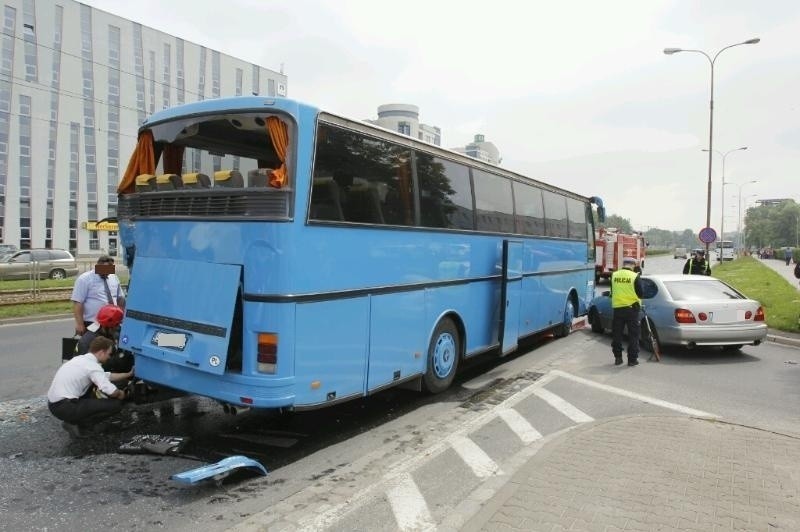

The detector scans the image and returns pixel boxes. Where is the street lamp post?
[702,146,747,252]
[664,38,760,255]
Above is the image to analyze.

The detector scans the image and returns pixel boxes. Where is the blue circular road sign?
[698,227,717,244]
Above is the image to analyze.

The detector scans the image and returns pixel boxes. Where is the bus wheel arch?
[422,314,462,394]
[554,290,578,338]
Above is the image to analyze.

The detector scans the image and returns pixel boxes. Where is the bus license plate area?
[152,330,188,351]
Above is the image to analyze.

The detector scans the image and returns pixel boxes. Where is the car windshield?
[663,279,743,301]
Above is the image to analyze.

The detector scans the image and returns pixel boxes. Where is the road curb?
[0,313,71,325]
[766,333,800,349]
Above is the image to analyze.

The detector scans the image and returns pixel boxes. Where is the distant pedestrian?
[611,257,644,367]
[785,247,793,266]
[682,249,711,275]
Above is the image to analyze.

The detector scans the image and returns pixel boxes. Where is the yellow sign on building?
[83,220,119,231]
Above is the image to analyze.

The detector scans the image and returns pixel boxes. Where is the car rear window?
[663,280,743,301]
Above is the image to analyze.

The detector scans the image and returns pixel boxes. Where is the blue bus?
[116,96,605,411]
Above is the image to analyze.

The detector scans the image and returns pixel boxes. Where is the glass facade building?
[0,0,287,255]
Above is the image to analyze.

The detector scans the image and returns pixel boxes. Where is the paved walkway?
[756,257,800,292]
[465,415,800,531]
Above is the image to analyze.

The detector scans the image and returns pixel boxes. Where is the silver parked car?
[587,274,767,351]
[0,248,79,280]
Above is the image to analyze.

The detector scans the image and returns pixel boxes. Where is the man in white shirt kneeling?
[47,336,134,438]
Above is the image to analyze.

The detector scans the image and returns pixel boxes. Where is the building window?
[398,122,411,136]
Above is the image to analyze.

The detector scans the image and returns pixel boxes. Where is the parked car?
[587,274,767,351]
[673,247,687,259]
[0,248,79,280]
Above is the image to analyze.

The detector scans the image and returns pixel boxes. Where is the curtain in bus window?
[566,197,587,239]
[513,182,545,236]
[266,116,289,188]
[162,144,185,176]
[311,123,413,225]
[117,130,156,194]
[542,190,568,238]
[473,169,514,233]
[417,154,474,230]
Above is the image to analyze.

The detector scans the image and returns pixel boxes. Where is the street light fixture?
[702,146,747,250]
[663,37,760,255]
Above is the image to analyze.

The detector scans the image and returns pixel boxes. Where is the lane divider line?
[449,435,502,478]
[532,387,594,423]
[497,408,542,444]
[550,369,718,418]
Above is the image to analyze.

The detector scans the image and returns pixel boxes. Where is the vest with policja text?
[611,268,640,308]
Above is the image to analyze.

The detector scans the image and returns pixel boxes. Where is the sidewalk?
[465,415,800,531]
[756,256,800,292]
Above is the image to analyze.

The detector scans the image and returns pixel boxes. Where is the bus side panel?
[518,274,546,336]
[426,281,498,358]
[294,298,368,406]
[367,292,427,391]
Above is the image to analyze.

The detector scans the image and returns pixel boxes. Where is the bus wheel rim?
[433,333,456,378]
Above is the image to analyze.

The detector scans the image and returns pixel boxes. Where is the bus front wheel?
[423,318,460,394]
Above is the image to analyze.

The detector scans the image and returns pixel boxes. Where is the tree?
[600,214,633,233]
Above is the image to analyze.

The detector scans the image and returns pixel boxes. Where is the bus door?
[499,240,523,355]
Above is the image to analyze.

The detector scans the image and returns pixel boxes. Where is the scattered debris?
[171,455,267,485]
[118,434,189,456]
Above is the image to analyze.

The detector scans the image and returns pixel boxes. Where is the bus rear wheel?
[554,298,575,338]
[423,318,460,394]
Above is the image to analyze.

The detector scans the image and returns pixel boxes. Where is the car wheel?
[640,317,660,353]
[722,344,743,351]
[49,269,66,280]
[422,318,460,394]
[589,308,604,333]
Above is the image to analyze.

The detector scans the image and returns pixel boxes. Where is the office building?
[0,0,286,255]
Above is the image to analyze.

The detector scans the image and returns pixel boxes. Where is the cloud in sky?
[86,0,800,232]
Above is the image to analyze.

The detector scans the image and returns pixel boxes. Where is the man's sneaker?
[628,359,639,367]
[614,357,623,365]
[61,422,87,439]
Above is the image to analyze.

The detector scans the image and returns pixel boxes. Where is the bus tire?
[423,318,460,394]
[554,298,575,338]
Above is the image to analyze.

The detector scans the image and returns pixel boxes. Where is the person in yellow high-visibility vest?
[611,257,644,366]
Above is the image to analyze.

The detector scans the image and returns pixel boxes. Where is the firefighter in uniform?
[611,257,644,366]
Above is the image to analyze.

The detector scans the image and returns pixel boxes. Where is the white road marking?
[497,408,542,444]
[532,387,594,423]
[234,368,718,532]
[550,370,718,418]
[449,435,501,478]
[385,474,435,532]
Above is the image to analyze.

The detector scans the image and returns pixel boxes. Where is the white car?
[587,274,768,351]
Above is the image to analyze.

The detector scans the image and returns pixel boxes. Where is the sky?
[85,0,800,232]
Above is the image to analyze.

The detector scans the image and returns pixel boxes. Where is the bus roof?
[140,96,592,203]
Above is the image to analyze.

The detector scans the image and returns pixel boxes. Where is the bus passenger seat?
[214,170,244,188]
[156,173,183,190]
[135,174,156,192]
[346,184,385,224]
[181,173,211,188]
[310,178,344,221]
[248,168,272,187]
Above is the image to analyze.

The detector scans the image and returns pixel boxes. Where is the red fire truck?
[595,228,647,282]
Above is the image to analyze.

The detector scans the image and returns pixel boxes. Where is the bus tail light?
[257,333,278,374]
[674,309,696,324]
[754,307,765,321]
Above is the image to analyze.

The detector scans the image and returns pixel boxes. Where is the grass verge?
[0,301,72,319]
[713,257,800,333]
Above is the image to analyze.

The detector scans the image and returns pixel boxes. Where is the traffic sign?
[698,227,717,244]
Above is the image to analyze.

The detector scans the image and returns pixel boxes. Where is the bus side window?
[310,178,344,221]
[346,182,385,224]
